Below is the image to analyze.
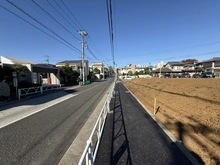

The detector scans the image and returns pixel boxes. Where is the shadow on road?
[0,88,78,112]
[110,86,132,165]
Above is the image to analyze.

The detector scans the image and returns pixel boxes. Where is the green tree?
[12,64,29,77]
[134,71,139,76]
[93,68,100,74]
[108,65,114,73]
[144,67,150,74]
[181,59,198,64]
[59,64,79,84]
[139,70,144,75]
[128,71,133,76]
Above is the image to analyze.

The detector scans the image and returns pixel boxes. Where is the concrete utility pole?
[103,62,105,80]
[78,30,88,85]
[44,55,49,65]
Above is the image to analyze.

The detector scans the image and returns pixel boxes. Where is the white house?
[1,56,60,85]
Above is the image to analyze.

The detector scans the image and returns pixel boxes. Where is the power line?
[86,46,99,61]
[106,0,115,68]
[0,4,80,53]
[46,0,78,32]
[85,36,106,58]
[59,0,106,60]
[24,0,72,38]
[58,0,109,63]
[6,0,81,53]
[32,0,80,41]
[117,50,220,65]
[60,0,84,30]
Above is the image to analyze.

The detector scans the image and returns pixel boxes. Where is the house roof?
[184,64,195,67]
[166,61,184,66]
[91,62,104,66]
[197,57,220,64]
[1,56,34,64]
[152,68,173,73]
[56,60,88,65]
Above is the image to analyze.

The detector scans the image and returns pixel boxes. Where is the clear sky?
[0,0,220,68]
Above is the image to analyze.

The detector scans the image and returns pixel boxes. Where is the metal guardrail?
[18,84,62,100]
[78,84,115,165]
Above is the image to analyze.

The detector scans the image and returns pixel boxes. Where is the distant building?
[195,57,220,77]
[164,61,184,72]
[56,60,89,80]
[91,62,108,79]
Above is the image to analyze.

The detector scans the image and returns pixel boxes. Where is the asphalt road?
[0,78,114,165]
[95,82,198,165]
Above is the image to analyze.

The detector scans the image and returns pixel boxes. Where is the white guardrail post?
[78,82,115,165]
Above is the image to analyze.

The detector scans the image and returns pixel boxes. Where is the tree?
[128,71,133,76]
[108,66,114,73]
[181,59,198,64]
[139,70,144,75]
[134,71,139,76]
[144,67,150,74]
[59,64,79,84]
[12,64,29,77]
[93,68,100,74]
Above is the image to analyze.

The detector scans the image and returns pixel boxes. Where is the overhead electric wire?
[106,0,115,67]
[24,0,70,37]
[85,36,106,58]
[60,0,84,30]
[57,0,109,63]
[87,46,99,61]
[46,0,78,32]
[32,0,80,41]
[59,0,105,58]
[0,4,79,53]
[6,0,81,54]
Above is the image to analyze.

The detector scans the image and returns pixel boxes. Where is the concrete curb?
[58,82,115,165]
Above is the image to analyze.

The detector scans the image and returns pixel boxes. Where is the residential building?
[182,64,195,73]
[56,60,89,80]
[195,57,220,77]
[164,61,184,72]
[1,56,60,85]
[91,62,107,79]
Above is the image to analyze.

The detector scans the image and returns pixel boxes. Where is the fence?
[18,84,62,100]
[78,84,115,165]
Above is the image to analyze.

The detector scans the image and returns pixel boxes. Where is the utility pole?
[44,55,49,65]
[78,30,88,85]
[103,62,105,79]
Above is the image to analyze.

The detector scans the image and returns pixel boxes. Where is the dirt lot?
[123,78,220,165]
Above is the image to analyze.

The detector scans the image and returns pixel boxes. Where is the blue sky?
[0,0,220,68]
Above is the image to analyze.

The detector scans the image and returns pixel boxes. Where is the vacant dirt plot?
[123,78,220,165]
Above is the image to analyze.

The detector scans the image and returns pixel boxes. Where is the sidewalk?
[0,85,78,107]
[95,82,200,165]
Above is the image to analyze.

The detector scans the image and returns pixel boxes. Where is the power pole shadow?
[110,86,132,165]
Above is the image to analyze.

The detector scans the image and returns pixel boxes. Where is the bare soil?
[123,78,220,165]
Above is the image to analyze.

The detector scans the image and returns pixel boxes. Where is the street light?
[78,30,88,85]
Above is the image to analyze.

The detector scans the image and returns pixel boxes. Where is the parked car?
[201,72,215,78]
[173,73,181,78]
[164,73,171,78]
[192,73,201,78]
[124,76,133,80]
[181,72,191,78]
